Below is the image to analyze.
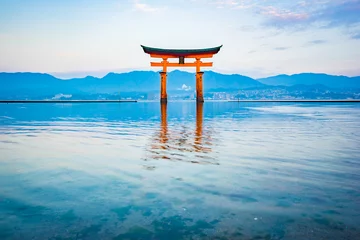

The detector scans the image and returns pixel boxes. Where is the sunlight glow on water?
[0,102,360,239]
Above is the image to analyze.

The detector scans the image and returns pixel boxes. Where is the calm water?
[0,102,360,240]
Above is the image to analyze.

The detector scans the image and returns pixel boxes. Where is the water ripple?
[0,102,359,239]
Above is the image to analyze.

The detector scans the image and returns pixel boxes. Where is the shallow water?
[0,102,360,239]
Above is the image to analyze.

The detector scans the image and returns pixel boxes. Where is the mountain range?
[257,73,360,89]
[0,70,359,99]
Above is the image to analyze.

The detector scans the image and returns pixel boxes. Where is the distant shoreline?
[0,100,137,103]
[228,100,360,102]
[1,99,360,103]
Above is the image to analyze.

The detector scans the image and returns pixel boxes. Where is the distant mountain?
[0,71,359,99]
[0,72,76,99]
[257,73,360,89]
[0,70,264,99]
[201,71,263,91]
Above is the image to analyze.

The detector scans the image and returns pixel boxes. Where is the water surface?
[0,102,360,239]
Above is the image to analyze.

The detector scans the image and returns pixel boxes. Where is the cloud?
[351,33,360,39]
[212,0,239,7]
[260,1,360,30]
[208,0,360,39]
[306,39,327,45]
[273,47,289,51]
[210,0,256,9]
[238,25,256,32]
[260,6,309,28]
[134,0,159,12]
[314,0,360,27]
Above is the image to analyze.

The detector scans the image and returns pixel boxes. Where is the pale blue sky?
[0,0,359,78]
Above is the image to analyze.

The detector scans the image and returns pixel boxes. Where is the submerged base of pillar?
[160,98,167,103]
[196,97,204,103]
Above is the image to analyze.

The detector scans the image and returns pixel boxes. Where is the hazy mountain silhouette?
[0,70,263,96]
[0,71,359,99]
[257,73,360,89]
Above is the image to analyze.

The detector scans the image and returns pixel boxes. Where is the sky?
[0,0,359,78]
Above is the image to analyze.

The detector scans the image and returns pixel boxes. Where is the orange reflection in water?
[194,101,211,153]
[159,102,168,148]
[145,102,216,165]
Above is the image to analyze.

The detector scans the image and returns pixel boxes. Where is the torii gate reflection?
[146,102,216,164]
[194,102,205,152]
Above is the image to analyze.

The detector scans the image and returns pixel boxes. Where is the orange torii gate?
[141,45,222,103]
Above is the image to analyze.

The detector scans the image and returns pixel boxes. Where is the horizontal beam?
[151,62,213,67]
[150,54,214,59]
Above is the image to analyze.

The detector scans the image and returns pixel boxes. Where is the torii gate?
[141,45,222,103]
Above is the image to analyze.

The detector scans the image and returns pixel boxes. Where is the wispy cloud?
[133,0,159,12]
[212,0,239,8]
[315,0,360,27]
[210,0,256,9]
[259,0,360,38]
[302,39,328,47]
[274,47,289,51]
[308,39,327,45]
[260,6,309,28]
[351,33,360,39]
[238,25,256,32]
[205,0,360,39]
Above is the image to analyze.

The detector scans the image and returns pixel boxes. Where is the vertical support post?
[195,58,201,73]
[196,72,204,103]
[160,71,167,103]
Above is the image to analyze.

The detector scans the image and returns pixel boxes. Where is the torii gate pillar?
[196,72,204,102]
[160,72,167,103]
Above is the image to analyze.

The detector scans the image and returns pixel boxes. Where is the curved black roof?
[141,45,222,56]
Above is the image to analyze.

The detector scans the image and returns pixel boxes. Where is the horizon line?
[1,70,358,80]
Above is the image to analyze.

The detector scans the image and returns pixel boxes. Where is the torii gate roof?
[141,45,222,57]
